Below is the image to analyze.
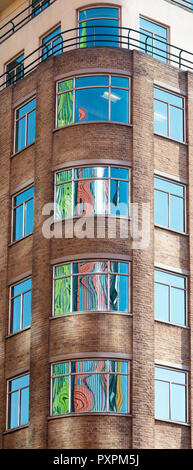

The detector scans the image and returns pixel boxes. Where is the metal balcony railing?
[1,26,193,91]
[0,0,56,43]
[170,0,193,11]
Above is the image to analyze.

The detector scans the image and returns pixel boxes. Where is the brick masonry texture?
[0,46,192,449]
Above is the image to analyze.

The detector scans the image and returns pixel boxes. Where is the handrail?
[1,26,193,91]
[0,0,55,42]
[170,0,193,11]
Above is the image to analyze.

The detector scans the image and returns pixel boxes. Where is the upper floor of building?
[1,0,193,91]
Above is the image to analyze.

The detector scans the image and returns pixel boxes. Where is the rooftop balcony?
[1,25,193,92]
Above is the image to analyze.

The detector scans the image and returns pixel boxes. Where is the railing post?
[10,20,15,33]
[179,49,183,68]
[128,29,131,49]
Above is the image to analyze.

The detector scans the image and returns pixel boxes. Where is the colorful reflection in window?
[53,260,130,315]
[57,75,130,126]
[55,165,130,219]
[32,0,50,17]
[79,7,119,48]
[51,359,129,415]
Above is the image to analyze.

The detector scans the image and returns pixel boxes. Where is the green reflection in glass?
[57,87,73,127]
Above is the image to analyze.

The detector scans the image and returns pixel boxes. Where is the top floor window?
[42,26,62,60]
[78,7,119,48]
[6,53,24,87]
[32,0,50,17]
[140,17,168,63]
[57,74,130,127]
[154,87,185,142]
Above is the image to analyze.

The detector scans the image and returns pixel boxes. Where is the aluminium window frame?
[154,174,187,234]
[154,86,186,143]
[54,164,131,221]
[31,0,50,17]
[50,357,130,416]
[6,372,30,430]
[4,51,24,88]
[14,96,36,154]
[154,268,188,327]
[52,258,131,317]
[11,185,34,243]
[8,276,32,335]
[155,364,188,424]
[77,4,121,48]
[56,73,131,128]
[139,15,170,62]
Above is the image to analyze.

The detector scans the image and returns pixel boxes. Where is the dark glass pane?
[75,87,109,122]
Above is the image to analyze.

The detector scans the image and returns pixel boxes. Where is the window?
[140,17,168,62]
[15,97,36,153]
[51,359,129,415]
[154,176,185,232]
[57,75,130,127]
[154,269,187,326]
[6,53,24,87]
[79,7,119,48]
[12,186,34,242]
[55,165,130,219]
[32,0,50,17]
[53,260,130,316]
[7,374,30,429]
[155,366,188,423]
[42,26,62,60]
[154,87,185,142]
[9,278,32,334]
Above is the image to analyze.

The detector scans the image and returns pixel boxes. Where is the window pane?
[15,187,34,205]
[154,270,185,289]
[15,116,26,152]
[154,189,169,226]
[75,87,109,122]
[74,166,108,179]
[13,278,32,296]
[56,182,72,219]
[80,19,118,47]
[155,367,186,384]
[52,362,69,376]
[43,27,61,44]
[109,374,128,412]
[13,205,23,240]
[72,360,107,373]
[170,195,184,232]
[155,380,170,420]
[71,373,107,412]
[73,261,108,274]
[110,88,128,123]
[110,361,128,374]
[52,376,69,415]
[23,290,31,328]
[154,99,168,135]
[154,177,184,197]
[54,278,71,315]
[20,387,29,425]
[171,287,186,326]
[25,198,33,235]
[154,36,167,62]
[11,296,21,333]
[109,274,128,312]
[27,109,36,145]
[171,384,186,422]
[154,282,169,322]
[110,180,128,216]
[17,98,36,119]
[8,391,19,428]
[80,7,119,21]
[73,274,108,311]
[110,262,128,274]
[57,92,73,127]
[111,76,129,88]
[76,76,109,88]
[73,179,108,216]
[55,264,71,277]
[56,169,72,183]
[110,167,129,179]
[170,106,184,141]
[58,79,73,93]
